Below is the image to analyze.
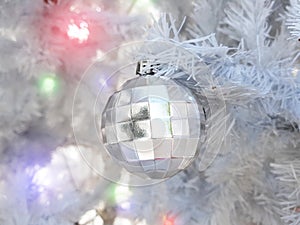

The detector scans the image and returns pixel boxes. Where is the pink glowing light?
[163,216,175,225]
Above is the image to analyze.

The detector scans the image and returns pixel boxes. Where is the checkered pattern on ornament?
[101,76,201,178]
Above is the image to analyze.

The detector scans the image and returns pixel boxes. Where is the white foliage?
[126,2,300,225]
[158,0,193,19]
[220,0,274,50]
[286,0,300,39]
[0,73,40,154]
[0,0,141,224]
[0,145,107,225]
[188,0,230,37]
[1,1,300,225]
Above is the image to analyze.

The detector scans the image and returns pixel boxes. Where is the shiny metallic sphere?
[101,75,205,179]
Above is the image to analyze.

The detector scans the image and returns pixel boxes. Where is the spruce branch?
[188,0,229,38]
[286,0,300,40]
[220,0,274,50]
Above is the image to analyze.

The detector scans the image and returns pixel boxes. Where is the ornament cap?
[136,61,160,76]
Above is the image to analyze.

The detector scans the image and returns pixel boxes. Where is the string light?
[163,216,175,225]
[32,166,52,188]
[119,201,131,210]
[67,20,90,43]
[37,73,60,96]
[106,184,132,206]
[292,67,299,77]
[114,185,132,203]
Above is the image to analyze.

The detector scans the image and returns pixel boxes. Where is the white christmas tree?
[0,0,300,225]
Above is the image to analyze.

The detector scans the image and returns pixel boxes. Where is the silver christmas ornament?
[101,75,206,179]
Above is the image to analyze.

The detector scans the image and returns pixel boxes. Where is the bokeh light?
[26,145,100,207]
[163,216,175,225]
[114,185,132,204]
[106,183,132,206]
[119,201,131,210]
[38,73,60,96]
[32,166,52,189]
[67,19,90,43]
[292,67,299,77]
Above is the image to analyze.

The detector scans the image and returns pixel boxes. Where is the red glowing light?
[163,216,175,225]
[67,20,90,43]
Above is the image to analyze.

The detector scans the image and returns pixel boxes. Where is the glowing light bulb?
[67,20,90,43]
[106,184,132,205]
[38,73,60,96]
[163,216,175,225]
[292,67,299,77]
[114,185,132,204]
[119,201,131,210]
[42,77,55,91]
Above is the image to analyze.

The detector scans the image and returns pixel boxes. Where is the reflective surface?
[101,76,202,179]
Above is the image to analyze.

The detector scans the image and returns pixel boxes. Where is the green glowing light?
[105,183,132,205]
[38,73,60,96]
